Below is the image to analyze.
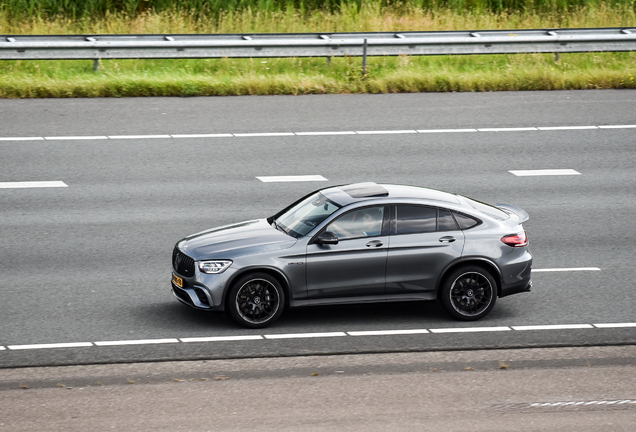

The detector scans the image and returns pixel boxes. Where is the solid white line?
[512,324,594,331]
[44,136,108,140]
[478,127,537,132]
[295,131,357,136]
[264,332,347,339]
[537,126,598,130]
[8,342,93,350]
[429,326,511,333]
[417,129,478,133]
[234,132,295,137]
[533,267,601,272]
[170,134,233,138]
[0,181,68,189]
[593,323,636,328]
[509,169,581,176]
[0,137,44,141]
[0,346,5,350]
[94,338,179,346]
[356,130,418,134]
[180,335,263,342]
[108,135,172,139]
[257,175,328,182]
[347,329,429,336]
[598,125,636,129]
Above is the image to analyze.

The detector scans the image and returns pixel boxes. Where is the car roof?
[321,182,462,207]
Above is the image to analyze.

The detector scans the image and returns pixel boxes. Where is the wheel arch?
[437,258,503,297]
[222,266,292,310]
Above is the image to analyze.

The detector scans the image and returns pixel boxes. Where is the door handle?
[366,240,383,248]
[438,236,456,243]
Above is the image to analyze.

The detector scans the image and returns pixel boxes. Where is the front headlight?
[198,260,232,274]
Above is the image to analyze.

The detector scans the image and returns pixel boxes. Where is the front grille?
[172,247,195,277]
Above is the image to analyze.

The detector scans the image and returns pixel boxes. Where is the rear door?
[386,205,465,294]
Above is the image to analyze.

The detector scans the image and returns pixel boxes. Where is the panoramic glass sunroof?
[339,182,389,199]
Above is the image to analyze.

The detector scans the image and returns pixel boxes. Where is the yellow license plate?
[172,274,183,288]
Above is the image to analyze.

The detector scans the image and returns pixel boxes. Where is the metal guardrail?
[2,28,635,69]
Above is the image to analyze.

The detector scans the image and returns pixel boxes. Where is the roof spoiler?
[495,204,529,223]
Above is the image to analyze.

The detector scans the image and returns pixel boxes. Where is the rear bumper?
[500,278,532,297]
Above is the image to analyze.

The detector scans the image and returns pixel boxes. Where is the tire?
[228,272,285,328]
[440,266,497,321]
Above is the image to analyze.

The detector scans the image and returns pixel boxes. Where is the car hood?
[176,219,297,260]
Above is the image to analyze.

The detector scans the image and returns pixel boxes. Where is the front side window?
[327,206,385,240]
[396,205,437,234]
[275,192,341,238]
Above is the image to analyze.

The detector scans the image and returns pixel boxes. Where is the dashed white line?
[1,124,632,142]
[264,332,347,339]
[256,175,328,182]
[3,322,634,351]
[512,324,594,331]
[594,323,636,328]
[429,326,511,333]
[0,181,68,189]
[347,329,430,336]
[509,169,581,176]
[8,342,93,350]
[533,267,601,272]
[180,335,263,342]
[94,338,179,346]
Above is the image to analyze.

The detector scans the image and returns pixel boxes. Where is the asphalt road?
[1,90,635,368]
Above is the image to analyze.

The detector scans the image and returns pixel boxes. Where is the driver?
[329,207,383,239]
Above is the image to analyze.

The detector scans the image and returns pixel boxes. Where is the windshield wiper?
[272,220,287,234]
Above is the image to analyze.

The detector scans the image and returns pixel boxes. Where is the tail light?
[501,231,528,247]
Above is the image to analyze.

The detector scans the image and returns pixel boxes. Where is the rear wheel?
[440,266,497,321]
[228,273,284,328]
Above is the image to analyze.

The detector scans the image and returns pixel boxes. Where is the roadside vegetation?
[0,0,635,97]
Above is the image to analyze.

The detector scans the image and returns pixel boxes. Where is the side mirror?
[315,231,339,245]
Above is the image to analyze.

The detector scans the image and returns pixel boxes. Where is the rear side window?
[396,205,437,234]
[453,212,480,230]
[438,209,460,231]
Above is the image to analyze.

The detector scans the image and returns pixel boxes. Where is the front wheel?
[440,266,497,321]
[228,273,285,328]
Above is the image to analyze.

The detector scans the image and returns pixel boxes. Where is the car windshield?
[275,192,341,238]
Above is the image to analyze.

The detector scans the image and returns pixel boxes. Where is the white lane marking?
[295,131,357,136]
[0,137,44,141]
[264,332,347,339]
[170,133,233,138]
[509,169,581,176]
[477,127,538,132]
[347,329,430,336]
[429,326,511,333]
[234,132,295,137]
[0,181,68,189]
[356,130,418,134]
[8,342,93,350]
[529,399,636,408]
[2,322,635,351]
[44,136,108,140]
[180,335,263,342]
[94,338,179,346]
[417,128,478,133]
[1,124,633,142]
[537,126,598,130]
[108,135,172,139]
[533,267,601,272]
[593,323,636,328]
[256,175,328,182]
[512,324,594,331]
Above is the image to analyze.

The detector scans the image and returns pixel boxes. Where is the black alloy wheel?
[440,266,497,321]
[228,273,285,328]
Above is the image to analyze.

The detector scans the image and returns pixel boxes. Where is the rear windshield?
[461,196,509,221]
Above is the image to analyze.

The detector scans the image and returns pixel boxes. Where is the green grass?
[0,2,634,97]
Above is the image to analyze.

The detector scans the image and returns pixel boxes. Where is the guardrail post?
[93,59,99,71]
[362,38,368,76]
